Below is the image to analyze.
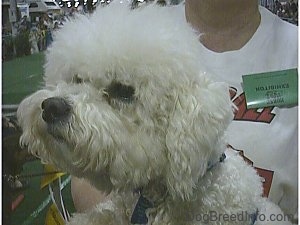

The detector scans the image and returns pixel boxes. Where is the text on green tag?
[242,68,298,109]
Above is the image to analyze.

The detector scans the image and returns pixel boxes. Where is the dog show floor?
[2,53,45,105]
[3,53,76,225]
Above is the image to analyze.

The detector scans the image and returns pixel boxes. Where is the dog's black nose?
[41,97,71,123]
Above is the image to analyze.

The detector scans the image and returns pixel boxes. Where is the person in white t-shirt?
[71,0,298,221]
[185,0,298,220]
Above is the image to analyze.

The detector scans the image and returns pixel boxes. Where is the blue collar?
[207,153,226,171]
[250,209,259,225]
[130,153,226,224]
[130,194,153,224]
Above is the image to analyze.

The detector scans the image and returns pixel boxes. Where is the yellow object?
[45,204,65,225]
[40,164,65,189]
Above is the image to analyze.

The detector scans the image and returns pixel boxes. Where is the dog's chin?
[48,129,65,142]
[46,123,70,145]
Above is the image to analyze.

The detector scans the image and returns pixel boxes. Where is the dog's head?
[17,3,233,200]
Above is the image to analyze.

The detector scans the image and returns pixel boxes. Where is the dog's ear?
[165,81,233,200]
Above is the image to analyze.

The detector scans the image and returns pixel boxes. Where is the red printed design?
[229,87,275,123]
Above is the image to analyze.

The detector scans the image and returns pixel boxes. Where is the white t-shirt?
[179,5,298,217]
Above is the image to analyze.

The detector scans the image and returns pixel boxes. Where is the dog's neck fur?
[140,180,168,206]
[138,153,226,210]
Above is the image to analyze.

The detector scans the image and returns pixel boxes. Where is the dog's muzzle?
[41,97,71,124]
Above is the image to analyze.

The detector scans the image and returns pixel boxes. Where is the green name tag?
[242,68,298,109]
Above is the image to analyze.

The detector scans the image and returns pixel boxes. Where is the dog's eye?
[72,74,83,84]
[104,82,135,103]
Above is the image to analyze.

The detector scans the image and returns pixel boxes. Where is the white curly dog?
[17,3,292,225]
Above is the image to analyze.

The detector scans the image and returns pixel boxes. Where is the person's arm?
[71,176,108,212]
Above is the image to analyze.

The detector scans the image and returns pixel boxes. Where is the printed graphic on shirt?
[229,87,275,123]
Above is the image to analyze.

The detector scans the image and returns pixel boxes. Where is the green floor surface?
[3,54,75,224]
[2,53,45,105]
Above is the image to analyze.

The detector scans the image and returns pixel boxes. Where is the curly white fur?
[17,3,292,225]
